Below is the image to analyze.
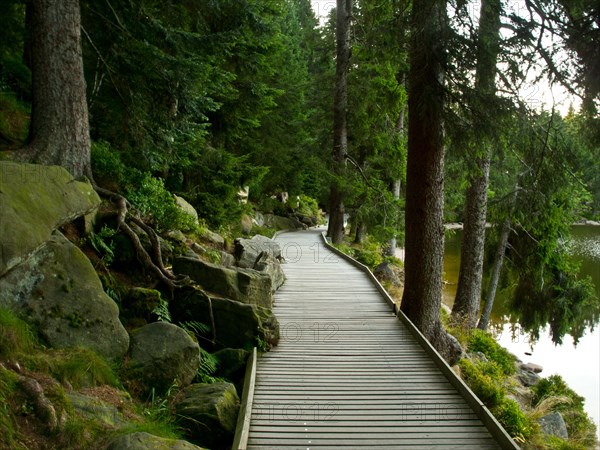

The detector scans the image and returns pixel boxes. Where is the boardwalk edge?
[320,232,520,450]
[232,347,257,450]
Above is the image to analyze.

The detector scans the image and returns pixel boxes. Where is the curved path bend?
[244,229,516,449]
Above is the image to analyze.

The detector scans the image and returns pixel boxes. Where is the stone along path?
[245,229,512,449]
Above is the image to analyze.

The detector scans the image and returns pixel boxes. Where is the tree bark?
[26,0,92,180]
[354,221,367,244]
[400,0,461,364]
[327,0,352,244]
[477,218,510,330]
[451,0,501,328]
[385,93,406,258]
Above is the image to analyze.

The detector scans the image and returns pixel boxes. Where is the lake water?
[443,225,600,436]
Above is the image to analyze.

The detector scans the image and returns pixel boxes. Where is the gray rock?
[234,235,285,291]
[517,367,541,387]
[221,251,236,268]
[67,392,128,428]
[0,232,129,360]
[213,348,250,390]
[538,411,568,439]
[373,262,401,286]
[171,287,280,350]
[124,322,200,396]
[253,211,265,227]
[174,195,199,226]
[520,362,543,373]
[234,235,282,267]
[253,252,286,292]
[174,383,240,449]
[191,243,207,255]
[203,230,225,248]
[107,432,206,450]
[0,161,100,276]
[263,213,306,230]
[173,257,273,308]
[467,352,489,364]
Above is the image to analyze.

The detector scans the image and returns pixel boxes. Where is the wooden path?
[240,229,517,449]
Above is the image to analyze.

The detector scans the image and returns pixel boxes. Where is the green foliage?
[466,329,517,375]
[532,375,598,445]
[0,93,29,145]
[87,225,117,266]
[126,172,198,233]
[458,358,506,408]
[491,398,534,443]
[152,298,171,323]
[0,365,18,447]
[23,348,119,389]
[354,240,384,269]
[0,308,36,359]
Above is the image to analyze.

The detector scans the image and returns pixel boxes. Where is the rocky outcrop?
[0,232,129,360]
[262,213,306,230]
[203,230,225,248]
[174,383,240,449]
[213,348,250,394]
[171,287,280,350]
[234,235,285,291]
[123,322,200,396]
[538,411,569,439]
[173,257,273,308]
[0,161,100,277]
[107,432,206,450]
[517,366,541,387]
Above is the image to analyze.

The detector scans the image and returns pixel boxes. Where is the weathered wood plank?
[243,230,517,449]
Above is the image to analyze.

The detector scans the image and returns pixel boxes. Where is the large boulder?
[234,235,282,268]
[262,213,306,231]
[0,232,129,360]
[173,257,273,308]
[123,322,200,396]
[174,382,240,449]
[174,195,199,226]
[234,235,285,291]
[107,432,206,450]
[171,287,279,350]
[0,161,100,277]
[67,392,129,428]
[538,412,568,439]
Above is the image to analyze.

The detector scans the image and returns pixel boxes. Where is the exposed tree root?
[93,185,190,290]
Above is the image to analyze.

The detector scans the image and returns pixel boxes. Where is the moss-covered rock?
[67,392,129,428]
[173,382,239,449]
[107,432,206,450]
[0,161,100,276]
[173,257,273,308]
[171,287,279,350]
[0,232,129,360]
[123,322,200,397]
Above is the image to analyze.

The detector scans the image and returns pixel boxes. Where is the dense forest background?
[1,0,599,351]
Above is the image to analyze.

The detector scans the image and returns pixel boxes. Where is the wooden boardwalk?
[242,230,516,449]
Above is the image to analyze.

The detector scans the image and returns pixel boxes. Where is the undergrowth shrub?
[0,308,36,358]
[467,329,517,375]
[0,365,18,447]
[491,398,534,443]
[354,239,384,269]
[458,358,505,408]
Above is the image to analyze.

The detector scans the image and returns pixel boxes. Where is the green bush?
[458,358,505,408]
[355,240,384,269]
[491,398,534,442]
[126,172,197,233]
[467,329,517,375]
[91,140,127,187]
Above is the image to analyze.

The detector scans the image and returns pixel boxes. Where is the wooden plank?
[232,347,257,450]
[239,230,516,450]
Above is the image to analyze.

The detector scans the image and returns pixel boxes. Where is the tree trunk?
[385,94,406,258]
[26,0,92,180]
[400,0,461,364]
[477,218,511,330]
[327,0,352,244]
[354,221,367,244]
[451,0,501,328]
